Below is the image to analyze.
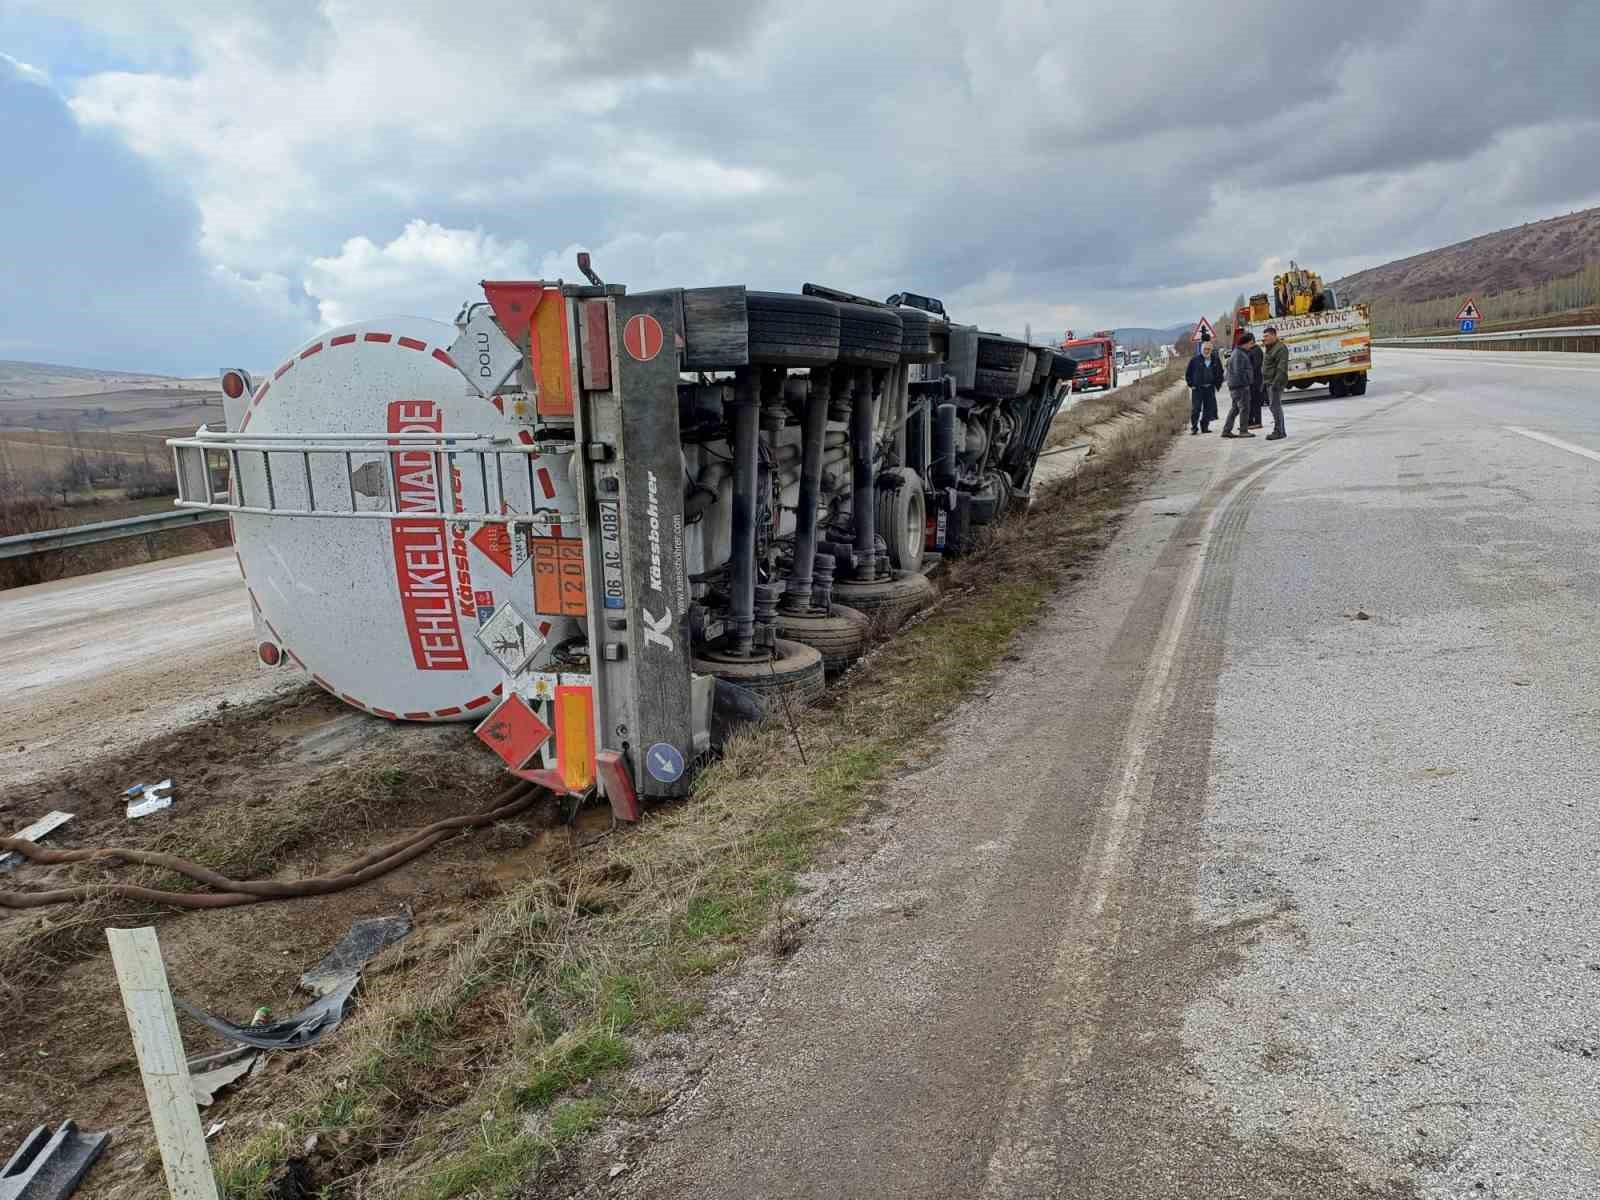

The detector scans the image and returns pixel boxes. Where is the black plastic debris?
[177,975,358,1052]
[299,914,411,998]
[175,913,411,1053]
[0,1121,111,1200]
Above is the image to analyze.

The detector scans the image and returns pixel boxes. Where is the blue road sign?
[645,741,685,783]
[1459,319,1477,333]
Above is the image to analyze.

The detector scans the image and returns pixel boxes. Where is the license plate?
[598,499,625,610]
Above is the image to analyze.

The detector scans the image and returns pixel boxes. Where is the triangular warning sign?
[1455,299,1482,322]
[1194,316,1215,341]
[469,522,530,577]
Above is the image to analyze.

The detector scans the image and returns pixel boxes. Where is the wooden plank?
[679,286,749,369]
[106,927,220,1200]
[0,810,74,871]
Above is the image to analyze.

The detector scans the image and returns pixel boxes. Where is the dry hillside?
[1333,206,1600,304]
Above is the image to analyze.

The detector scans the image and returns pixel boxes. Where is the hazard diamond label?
[473,692,552,769]
[1455,298,1482,322]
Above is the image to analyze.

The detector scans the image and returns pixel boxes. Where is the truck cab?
[1058,331,1117,391]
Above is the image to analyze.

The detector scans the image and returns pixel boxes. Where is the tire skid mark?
[979,390,1419,1196]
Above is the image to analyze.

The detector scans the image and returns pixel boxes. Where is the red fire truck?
[1059,330,1117,391]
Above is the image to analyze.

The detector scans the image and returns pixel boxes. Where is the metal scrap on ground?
[0,1121,111,1200]
[124,779,174,819]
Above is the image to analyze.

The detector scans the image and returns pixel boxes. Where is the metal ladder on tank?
[167,425,578,527]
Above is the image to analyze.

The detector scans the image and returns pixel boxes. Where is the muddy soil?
[0,685,600,1197]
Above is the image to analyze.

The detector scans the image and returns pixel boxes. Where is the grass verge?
[203,386,1188,1198]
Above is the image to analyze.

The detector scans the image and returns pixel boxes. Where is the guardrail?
[0,507,229,561]
[1374,325,1600,352]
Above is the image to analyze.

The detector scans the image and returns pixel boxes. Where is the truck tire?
[1031,348,1056,384]
[1327,376,1348,398]
[693,639,825,709]
[747,292,841,368]
[876,467,926,572]
[775,604,870,675]
[976,337,1028,370]
[971,366,1019,398]
[897,308,937,362]
[834,570,935,632]
[1352,373,1368,395]
[836,303,903,367]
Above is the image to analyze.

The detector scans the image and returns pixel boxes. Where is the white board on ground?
[106,926,220,1200]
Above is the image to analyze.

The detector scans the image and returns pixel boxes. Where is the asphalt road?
[619,349,1600,1199]
[0,547,295,787]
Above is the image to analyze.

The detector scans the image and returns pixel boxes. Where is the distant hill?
[0,360,224,432]
[1333,207,1600,305]
[1111,324,1190,345]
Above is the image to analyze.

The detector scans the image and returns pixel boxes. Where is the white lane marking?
[979,447,1280,1196]
[1504,425,1600,464]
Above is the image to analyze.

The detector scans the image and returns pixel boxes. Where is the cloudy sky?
[3,1,1598,374]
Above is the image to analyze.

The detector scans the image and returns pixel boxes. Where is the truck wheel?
[834,570,935,632]
[1327,376,1348,398]
[972,366,1018,398]
[775,604,870,675]
[876,468,926,572]
[897,308,937,362]
[747,292,841,368]
[1031,348,1056,385]
[1352,374,1368,395]
[836,303,903,367]
[693,639,825,709]
[976,337,1029,370]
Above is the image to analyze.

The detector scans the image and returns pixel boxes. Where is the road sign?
[1459,319,1477,334]
[1193,316,1215,344]
[1455,299,1482,322]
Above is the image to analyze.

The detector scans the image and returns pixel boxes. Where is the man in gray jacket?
[1220,331,1257,438]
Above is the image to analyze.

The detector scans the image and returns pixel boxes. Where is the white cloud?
[303,220,536,327]
[6,0,1599,362]
[0,51,50,86]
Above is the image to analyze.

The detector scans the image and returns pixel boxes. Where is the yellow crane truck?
[1238,262,1373,398]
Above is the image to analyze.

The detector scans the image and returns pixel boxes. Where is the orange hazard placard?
[533,537,587,617]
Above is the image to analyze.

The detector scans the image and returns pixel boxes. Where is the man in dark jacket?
[1260,327,1290,440]
[1185,340,1223,434]
[1247,339,1266,428]
[1220,332,1256,438]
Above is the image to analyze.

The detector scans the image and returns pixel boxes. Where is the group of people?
[1184,326,1288,441]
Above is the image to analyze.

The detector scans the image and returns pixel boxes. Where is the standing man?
[1220,331,1257,438]
[1261,326,1289,440]
[1247,335,1266,429]
[1185,338,1223,435]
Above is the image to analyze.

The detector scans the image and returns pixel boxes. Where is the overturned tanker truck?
[169,260,1076,818]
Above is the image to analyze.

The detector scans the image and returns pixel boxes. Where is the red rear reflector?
[582,299,612,391]
[222,371,246,399]
[597,749,640,822]
[257,641,281,665]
